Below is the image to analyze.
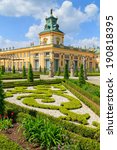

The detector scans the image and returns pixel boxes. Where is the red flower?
[0,114,2,119]
[11,112,14,116]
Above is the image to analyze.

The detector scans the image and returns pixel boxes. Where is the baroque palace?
[0,10,100,75]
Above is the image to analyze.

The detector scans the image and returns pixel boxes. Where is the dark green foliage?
[12,65,15,74]
[0,118,13,131]
[56,67,61,76]
[22,116,67,149]
[0,134,22,150]
[0,76,5,115]
[3,79,64,88]
[64,63,69,79]
[39,66,42,73]
[63,81,100,116]
[74,67,79,77]
[5,102,100,141]
[0,72,40,80]
[27,63,33,82]
[22,65,26,78]
[44,67,47,74]
[0,66,5,75]
[87,72,100,76]
[79,64,85,86]
[69,79,100,99]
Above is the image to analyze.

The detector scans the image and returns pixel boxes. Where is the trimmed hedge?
[22,97,59,110]
[5,101,100,141]
[87,73,100,76]
[66,80,100,105]
[17,112,99,150]
[3,79,64,88]
[8,85,89,125]
[63,82,100,116]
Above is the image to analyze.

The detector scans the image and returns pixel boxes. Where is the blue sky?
[0,0,100,49]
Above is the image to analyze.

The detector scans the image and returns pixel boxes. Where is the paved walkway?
[2,75,100,86]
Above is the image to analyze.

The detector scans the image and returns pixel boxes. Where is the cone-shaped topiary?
[39,66,42,73]
[0,66,5,75]
[12,65,15,74]
[74,67,79,77]
[0,75,5,115]
[64,63,69,79]
[79,64,85,86]
[56,67,61,76]
[28,63,33,82]
[22,65,26,78]
[44,67,46,74]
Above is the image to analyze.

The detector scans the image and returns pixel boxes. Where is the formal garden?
[0,64,100,150]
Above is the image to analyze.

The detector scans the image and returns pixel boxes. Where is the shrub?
[64,63,69,79]
[22,116,67,149]
[27,63,33,82]
[79,64,85,86]
[5,92,13,98]
[44,67,47,74]
[0,118,13,131]
[12,65,15,74]
[66,80,100,104]
[39,66,42,73]
[5,102,100,140]
[0,66,5,74]
[0,76,5,115]
[22,97,59,110]
[56,67,61,76]
[22,65,26,78]
[3,79,64,88]
[63,82,100,116]
[74,67,79,77]
[59,107,90,125]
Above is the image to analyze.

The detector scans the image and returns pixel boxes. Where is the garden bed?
[4,84,99,126]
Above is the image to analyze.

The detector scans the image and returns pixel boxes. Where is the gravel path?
[5,86,100,127]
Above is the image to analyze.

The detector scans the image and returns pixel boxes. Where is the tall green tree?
[79,64,85,86]
[64,63,69,79]
[44,67,47,74]
[0,75,5,115]
[1,66,5,75]
[56,67,61,76]
[39,66,42,73]
[12,65,15,74]
[22,65,26,78]
[74,67,79,77]
[28,63,33,82]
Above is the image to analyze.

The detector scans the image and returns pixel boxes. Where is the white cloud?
[25,24,42,40]
[0,36,32,49]
[0,0,57,18]
[25,1,99,41]
[65,35,99,48]
[0,0,100,48]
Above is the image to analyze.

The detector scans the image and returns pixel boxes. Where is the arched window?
[43,38,48,45]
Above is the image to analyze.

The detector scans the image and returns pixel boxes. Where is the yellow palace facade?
[0,10,99,74]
